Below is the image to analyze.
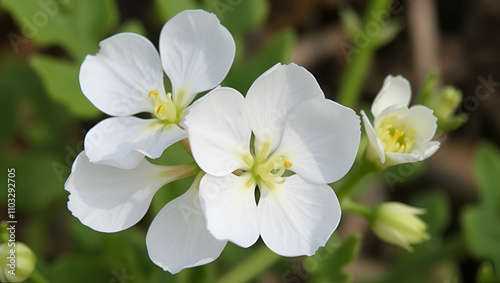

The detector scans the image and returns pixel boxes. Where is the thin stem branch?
[335,160,375,201]
[341,198,372,219]
[337,0,394,108]
[217,245,281,283]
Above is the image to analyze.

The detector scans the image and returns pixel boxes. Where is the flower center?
[241,141,293,190]
[376,116,415,154]
[149,90,185,125]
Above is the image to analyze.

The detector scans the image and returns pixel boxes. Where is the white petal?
[373,104,410,130]
[400,105,438,142]
[274,99,361,184]
[409,140,441,160]
[199,174,259,248]
[245,63,325,153]
[382,202,426,215]
[385,152,423,166]
[371,75,411,118]
[422,141,440,159]
[259,175,341,256]
[160,10,235,108]
[80,33,164,116]
[361,110,385,164]
[184,87,251,176]
[146,178,227,274]
[65,151,185,233]
[84,116,186,169]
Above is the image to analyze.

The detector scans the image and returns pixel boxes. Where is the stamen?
[156,104,165,114]
[148,90,160,97]
[148,90,181,123]
[253,155,292,188]
[391,129,405,142]
[376,116,414,154]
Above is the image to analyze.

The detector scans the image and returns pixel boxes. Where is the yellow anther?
[392,129,405,142]
[284,160,292,169]
[156,104,165,114]
[148,90,160,97]
[148,90,184,123]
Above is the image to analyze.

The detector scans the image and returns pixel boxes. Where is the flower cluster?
[65,9,440,274]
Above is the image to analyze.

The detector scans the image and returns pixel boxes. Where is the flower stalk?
[337,0,394,108]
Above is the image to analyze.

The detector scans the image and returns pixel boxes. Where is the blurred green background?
[0,0,499,282]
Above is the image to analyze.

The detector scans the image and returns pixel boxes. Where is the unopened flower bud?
[370,202,429,251]
[0,242,36,282]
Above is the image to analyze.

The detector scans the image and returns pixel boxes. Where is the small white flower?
[370,202,429,251]
[184,63,361,256]
[361,75,440,166]
[80,10,235,169]
[65,151,226,273]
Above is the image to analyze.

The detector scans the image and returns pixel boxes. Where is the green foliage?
[156,0,268,36]
[155,0,200,21]
[225,28,297,93]
[206,0,268,36]
[2,0,119,118]
[30,55,100,118]
[419,70,467,131]
[307,234,361,283]
[116,19,147,35]
[2,0,117,60]
[462,142,500,280]
[155,0,293,95]
[339,6,363,42]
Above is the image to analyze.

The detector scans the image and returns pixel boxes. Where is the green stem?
[30,269,50,283]
[337,0,394,108]
[335,160,375,201]
[217,245,281,283]
[341,198,372,219]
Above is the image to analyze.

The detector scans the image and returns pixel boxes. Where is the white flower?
[361,75,440,166]
[65,151,226,273]
[184,63,361,256]
[80,10,235,169]
[370,202,429,251]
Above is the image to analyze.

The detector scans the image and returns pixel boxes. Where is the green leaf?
[411,190,451,236]
[462,141,500,280]
[0,153,66,211]
[307,234,361,283]
[204,0,268,35]
[474,142,500,208]
[154,0,200,22]
[372,20,404,48]
[339,5,362,42]
[30,55,100,119]
[225,28,297,93]
[1,0,118,60]
[419,69,439,104]
[155,0,268,36]
[117,19,147,36]
[0,56,38,146]
[47,256,112,283]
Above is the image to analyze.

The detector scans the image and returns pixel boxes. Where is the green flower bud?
[370,202,429,251]
[419,70,467,132]
[432,86,462,119]
[0,242,36,283]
